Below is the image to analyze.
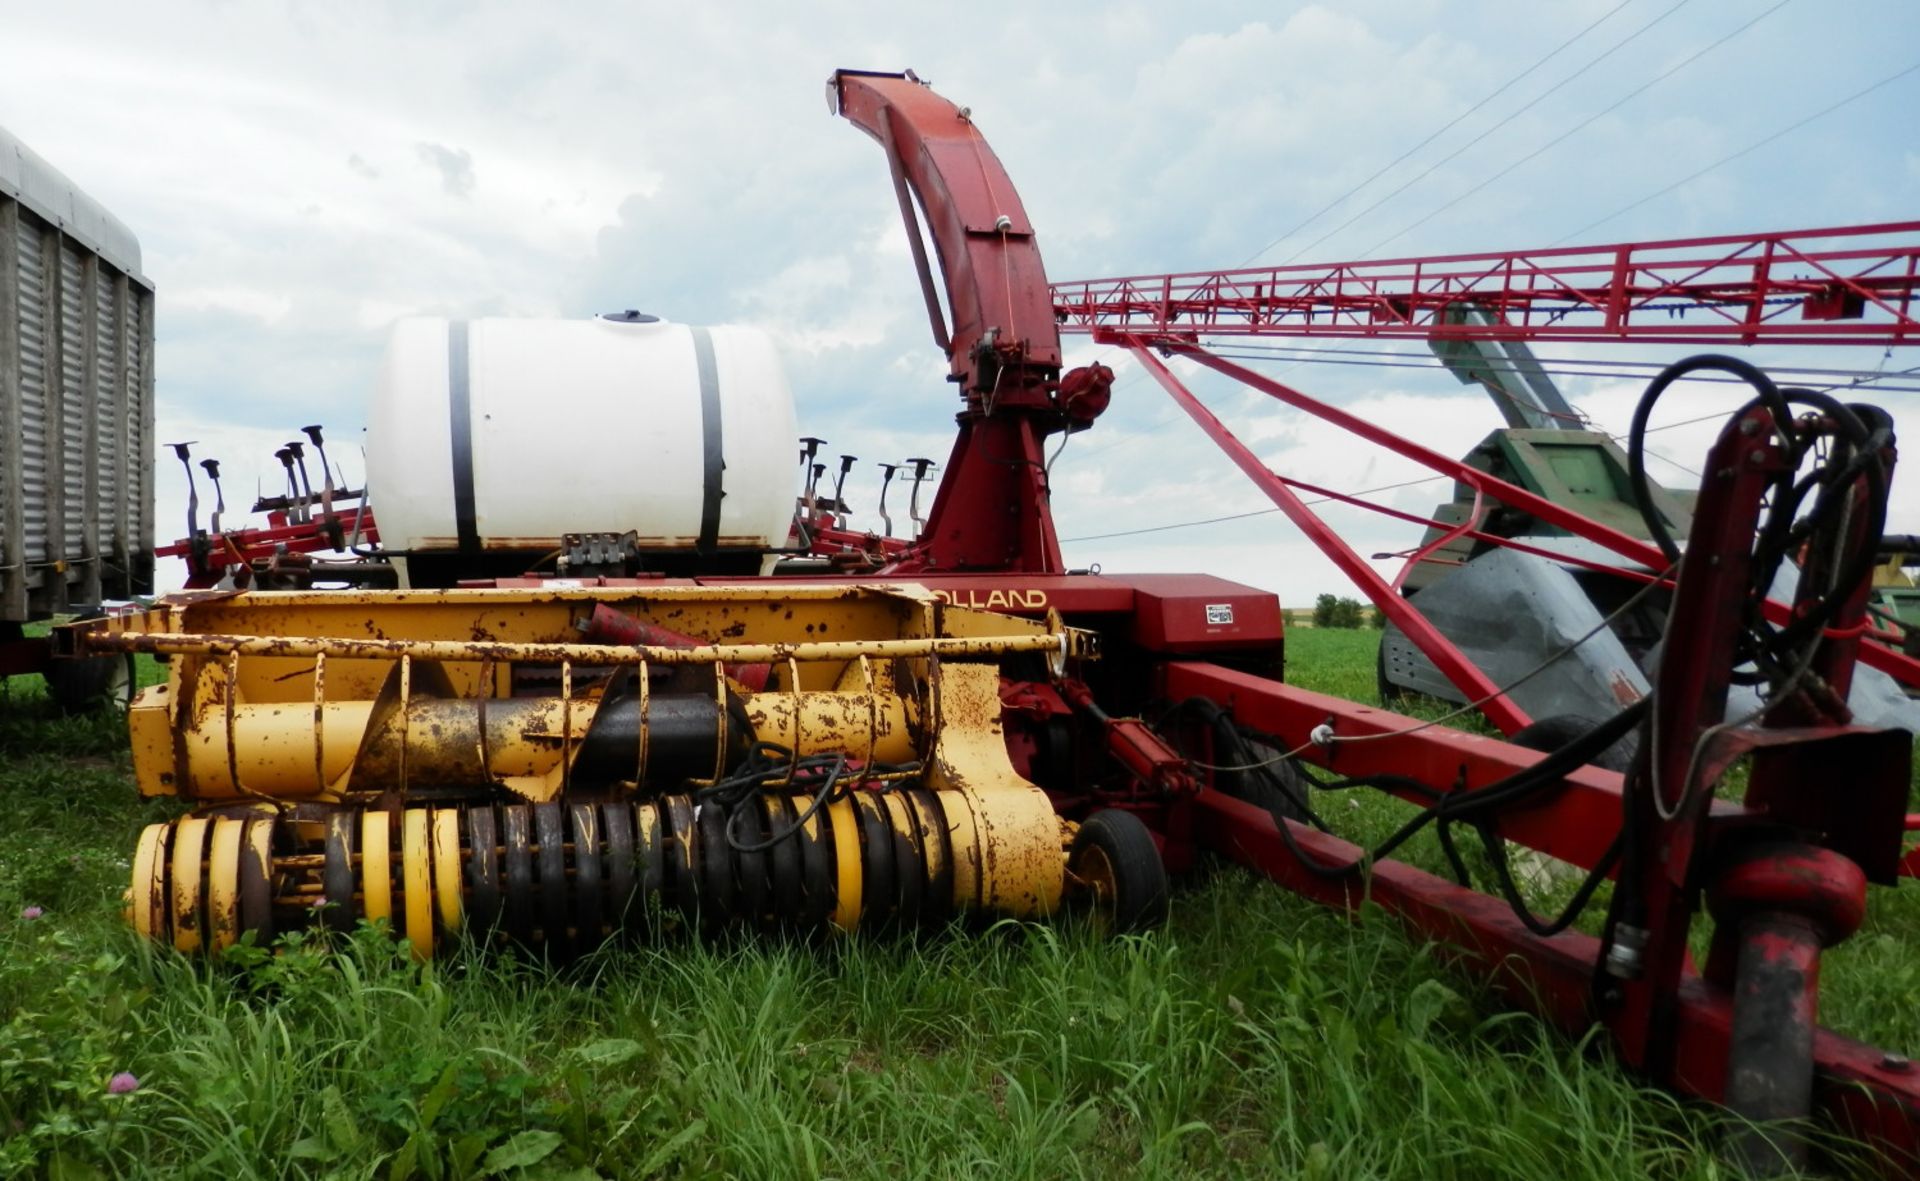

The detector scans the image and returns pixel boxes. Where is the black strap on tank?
[691,326,724,552]
[447,319,479,553]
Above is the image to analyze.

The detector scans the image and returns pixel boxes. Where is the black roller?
[883,793,923,930]
[661,796,699,928]
[570,803,604,949]
[237,818,274,942]
[636,802,667,931]
[733,801,770,929]
[762,795,802,928]
[602,802,635,934]
[323,811,358,934]
[501,805,534,943]
[534,803,571,955]
[906,790,954,926]
[851,792,895,932]
[794,798,836,931]
[572,691,757,790]
[466,806,501,937]
[696,803,734,932]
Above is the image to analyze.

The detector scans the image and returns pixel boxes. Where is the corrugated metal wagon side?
[0,125,153,708]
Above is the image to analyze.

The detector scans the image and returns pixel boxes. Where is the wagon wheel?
[45,609,136,715]
[1067,810,1169,934]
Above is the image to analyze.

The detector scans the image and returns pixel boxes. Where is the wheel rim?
[1069,842,1120,931]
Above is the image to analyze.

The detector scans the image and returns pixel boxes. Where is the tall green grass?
[0,637,1909,1178]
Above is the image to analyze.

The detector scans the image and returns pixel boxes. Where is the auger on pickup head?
[81,584,1092,956]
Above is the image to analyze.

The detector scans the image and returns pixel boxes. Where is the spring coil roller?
[129,787,958,958]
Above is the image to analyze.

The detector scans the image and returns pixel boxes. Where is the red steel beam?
[1159,660,1756,871]
[1056,221,1920,346]
[1192,787,1920,1174]
[1126,338,1920,693]
[1128,345,1532,733]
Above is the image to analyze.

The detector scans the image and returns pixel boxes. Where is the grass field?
[0,631,1912,1179]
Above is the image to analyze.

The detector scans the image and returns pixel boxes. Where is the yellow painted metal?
[169,689,925,805]
[909,791,951,910]
[129,822,166,938]
[747,690,916,765]
[432,808,463,933]
[880,792,919,912]
[827,796,862,932]
[402,809,433,960]
[128,688,175,797]
[362,810,392,925]
[922,661,1064,918]
[88,584,1083,809]
[935,786,981,911]
[102,582,1083,952]
[84,628,1079,669]
[207,817,245,952]
[170,816,210,953]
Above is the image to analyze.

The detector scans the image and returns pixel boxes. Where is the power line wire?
[1198,347,1920,395]
[1210,340,1920,385]
[1061,475,1448,543]
[1238,0,1634,266]
[1555,56,1920,244]
[1059,406,1738,545]
[1364,0,1793,256]
[1277,0,1694,266]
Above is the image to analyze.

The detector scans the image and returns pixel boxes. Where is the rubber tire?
[1069,810,1170,935]
[1510,713,1635,774]
[45,650,135,715]
[1219,740,1309,824]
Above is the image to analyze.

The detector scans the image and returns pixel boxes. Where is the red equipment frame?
[822,71,1920,1174]
[156,507,380,590]
[832,71,1070,575]
[1053,221,1920,345]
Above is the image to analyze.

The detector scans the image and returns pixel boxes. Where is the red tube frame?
[1103,332,1920,694]
[1056,221,1920,345]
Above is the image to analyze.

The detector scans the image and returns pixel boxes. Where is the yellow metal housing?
[77,583,1088,954]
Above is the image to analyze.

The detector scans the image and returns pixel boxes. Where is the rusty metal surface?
[84,628,1083,667]
[116,580,1072,946]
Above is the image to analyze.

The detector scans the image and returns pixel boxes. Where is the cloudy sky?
[4,1,1917,601]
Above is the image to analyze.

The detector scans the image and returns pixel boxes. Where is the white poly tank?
[365,314,797,570]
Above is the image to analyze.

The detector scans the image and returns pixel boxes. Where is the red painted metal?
[576,603,771,691]
[1274,471,1674,589]
[1055,221,1920,345]
[1156,390,1919,1165]
[799,522,913,565]
[1608,404,1792,1089]
[1191,788,1920,1173]
[0,635,49,679]
[1161,660,1694,872]
[1119,337,1920,692]
[1709,844,1871,1175]
[1128,343,1532,734]
[1058,678,1199,798]
[157,509,380,589]
[832,70,1074,575]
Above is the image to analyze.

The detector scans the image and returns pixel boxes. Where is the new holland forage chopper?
[62,70,1920,1175]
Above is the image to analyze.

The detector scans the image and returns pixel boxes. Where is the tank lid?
[599,309,661,324]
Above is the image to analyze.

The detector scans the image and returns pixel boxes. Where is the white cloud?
[1,1,1915,600]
